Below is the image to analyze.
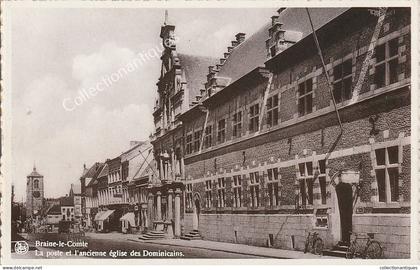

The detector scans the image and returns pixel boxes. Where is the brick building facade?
[81,141,155,233]
[151,8,411,258]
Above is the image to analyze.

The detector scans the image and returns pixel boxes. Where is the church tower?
[26,166,44,218]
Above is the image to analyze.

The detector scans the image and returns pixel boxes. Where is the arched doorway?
[192,193,201,231]
[336,182,353,244]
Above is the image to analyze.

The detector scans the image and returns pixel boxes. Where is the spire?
[164,10,168,26]
[33,162,36,172]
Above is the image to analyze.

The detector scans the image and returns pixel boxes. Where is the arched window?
[34,179,39,189]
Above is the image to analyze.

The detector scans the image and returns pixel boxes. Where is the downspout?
[199,107,210,153]
[306,8,343,135]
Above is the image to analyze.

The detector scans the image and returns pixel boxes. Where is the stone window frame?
[373,37,399,89]
[373,145,402,203]
[232,174,243,208]
[216,177,226,208]
[248,103,260,133]
[193,130,202,153]
[266,94,279,128]
[217,118,226,143]
[297,78,314,117]
[266,167,281,207]
[314,209,329,229]
[205,179,212,208]
[186,183,193,209]
[248,171,261,207]
[315,159,328,205]
[185,132,193,155]
[332,59,353,104]
[232,110,243,138]
[204,125,213,149]
[297,161,314,206]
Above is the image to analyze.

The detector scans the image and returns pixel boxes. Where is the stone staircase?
[323,242,349,258]
[180,229,202,240]
[138,230,166,241]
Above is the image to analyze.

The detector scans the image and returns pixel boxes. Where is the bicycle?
[304,231,324,255]
[346,232,383,259]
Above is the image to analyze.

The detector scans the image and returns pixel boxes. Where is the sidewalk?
[128,236,337,259]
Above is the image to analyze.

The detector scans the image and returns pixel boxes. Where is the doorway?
[335,182,353,244]
[193,194,201,231]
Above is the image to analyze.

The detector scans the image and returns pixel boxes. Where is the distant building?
[81,162,104,228]
[69,183,82,223]
[46,205,62,225]
[26,166,44,219]
[82,141,155,232]
[60,196,75,222]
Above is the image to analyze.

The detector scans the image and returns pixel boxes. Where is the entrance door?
[193,197,200,230]
[335,182,353,244]
[195,198,200,224]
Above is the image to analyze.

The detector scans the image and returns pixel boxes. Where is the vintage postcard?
[0,0,418,266]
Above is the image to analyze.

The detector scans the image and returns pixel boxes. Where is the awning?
[94,210,115,221]
[94,212,103,221]
[120,212,135,226]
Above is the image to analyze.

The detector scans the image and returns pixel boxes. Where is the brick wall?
[176,8,411,258]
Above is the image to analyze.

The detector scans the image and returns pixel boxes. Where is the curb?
[127,238,333,259]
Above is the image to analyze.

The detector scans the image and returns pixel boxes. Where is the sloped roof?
[28,167,42,177]
[216,8,349,85]
[134,158,156,180]
[126,143,153,181]
[60,196,74,207]
[121,141,146,161]
[97,163,109,179]
[275,8,349,40]
[216,23,270,83]
[85,163,105,187]
[177,53,217,104]
[83,162,103,179]
[47,204,61,215]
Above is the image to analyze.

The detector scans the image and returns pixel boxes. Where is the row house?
[81,162,104,228]
[80,141,155,233]
[152,8,411,258]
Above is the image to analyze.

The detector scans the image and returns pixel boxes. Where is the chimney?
[235,32,246,44]
[224,52,230,59]
[83,164,86,170]
[208,66,215,73]
[220,58,226,65]
[200,89,206,95]
[231,40,239,47]
[227,46,233,53]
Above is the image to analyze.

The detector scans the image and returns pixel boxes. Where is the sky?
[11,7,277,201]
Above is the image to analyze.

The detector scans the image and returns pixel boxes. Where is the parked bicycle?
[304,231,324,255]
[346,232,383,259]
